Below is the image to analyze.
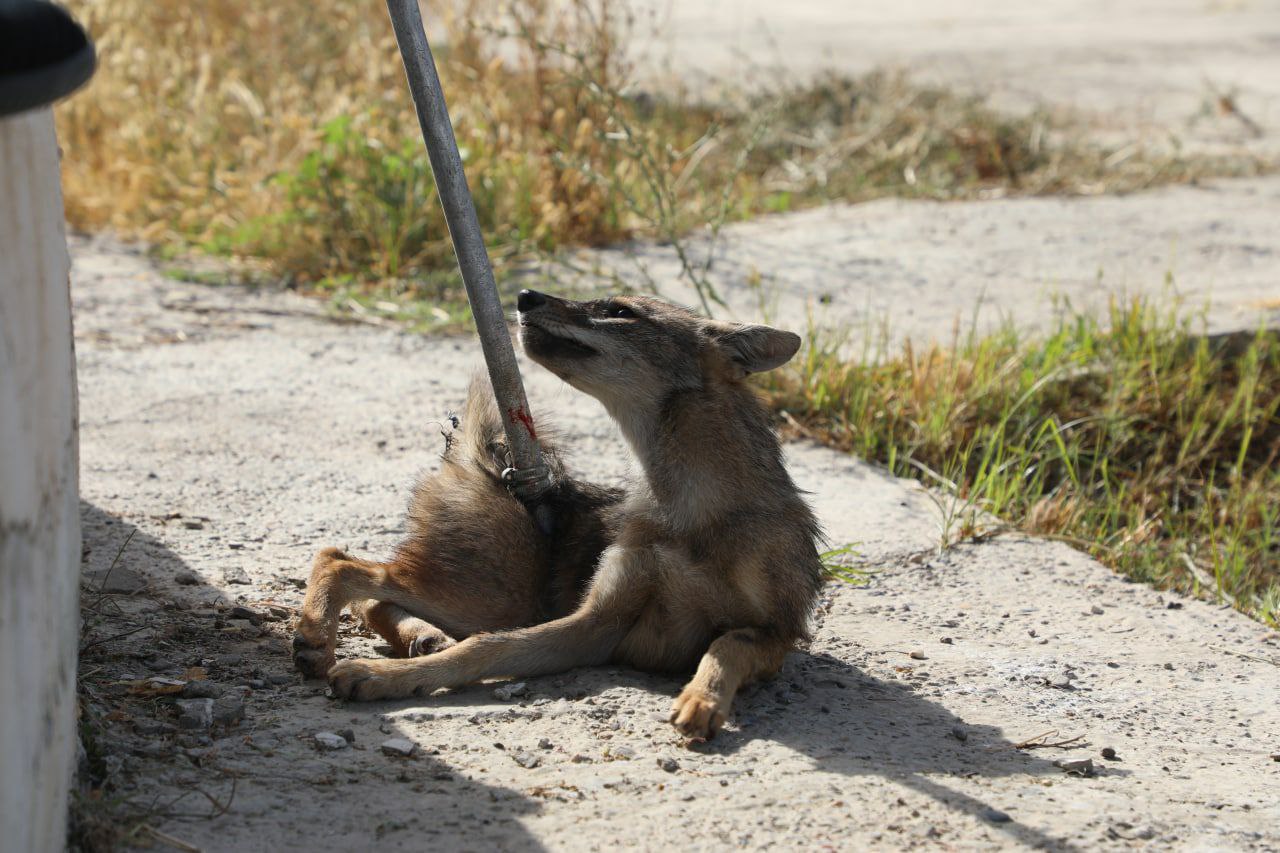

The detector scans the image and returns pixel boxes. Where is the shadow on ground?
[345,649,1100,852]
[81,502,1112,851]
[723,651,1093,851]
[77,502,550,851]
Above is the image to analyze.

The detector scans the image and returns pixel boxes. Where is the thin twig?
[139,825,203,852]
[79,623,149,654]
[1181,553,1241,611]
[156,778,238,820]
[97,528,137,593]
[1009,729,1087,750]
[1209,645,1279,667]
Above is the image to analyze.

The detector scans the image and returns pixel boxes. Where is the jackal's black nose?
[517,289,546,312]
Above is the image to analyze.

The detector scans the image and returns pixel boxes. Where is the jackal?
[295,290,822,738]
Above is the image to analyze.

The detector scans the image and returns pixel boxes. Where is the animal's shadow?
[78,503,548,851]
[397,648,1108,852]
[715,650,1102,851]
[80,504,1100,850]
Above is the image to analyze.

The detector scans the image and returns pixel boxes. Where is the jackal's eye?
[605,303,637,320]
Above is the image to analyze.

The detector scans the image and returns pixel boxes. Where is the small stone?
[513,751,541,768]
[267,673,293,686]
[338,729,355,744]
[1055,758,1095,777]
[939,637,954,645]
[1166,601,1183,610]
[1163,662,1174,671]
[570,754,592,763]
[175,698,214,730]
[909,650,927,660]
[1090,605,1105,615]
[537,738,553,750]
[222,566,251,585]
[133,742,173,759]
[182,519,205,530]
[950,726,967,742]
[607,746,636,760]
[314,732,349,751]
[981,808,1011,824]
[381,738,417,757]
[657,757,679,773]
[1047,671,1074,689]
[133,719,173,736]
[1101,747,1118,761]
[493,682,528,701]
[227,605,264,625]
[213,654,242,668]
[181,680,221,699]
[88,567,148,595]
[174,571,200,585]
[212,696,245,726]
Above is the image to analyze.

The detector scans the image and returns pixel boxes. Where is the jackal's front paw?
[669,687,727,741]
[328,658,419,701]
[291,633,335,679]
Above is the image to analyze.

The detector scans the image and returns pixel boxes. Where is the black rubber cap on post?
[0,1,96,118]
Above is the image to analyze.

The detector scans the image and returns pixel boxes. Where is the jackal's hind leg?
[353,600,457,658]
[292,547,403,678]
[327,544,656,701]
[669,628,791,741]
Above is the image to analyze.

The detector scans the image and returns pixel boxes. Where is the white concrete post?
[0,106,81,853]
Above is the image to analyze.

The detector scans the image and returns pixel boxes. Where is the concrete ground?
[587,176,1280,347]
[601,0,1280,344]
[629,0,1280,155]
[73,239,1279,851]
[70,1,1280,849]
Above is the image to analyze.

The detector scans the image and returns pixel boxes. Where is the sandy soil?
[72,238,1279,851]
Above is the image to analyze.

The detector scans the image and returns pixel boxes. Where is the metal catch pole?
[384,0,555,532]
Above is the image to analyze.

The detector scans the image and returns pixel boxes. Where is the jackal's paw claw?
[408,632,455,658]
[328,659,412,701]
[669,688,727,741]
[291,633,335,679]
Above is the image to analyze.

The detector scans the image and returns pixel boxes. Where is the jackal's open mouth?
[518,318,598,359]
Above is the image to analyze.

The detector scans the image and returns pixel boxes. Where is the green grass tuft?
[766,300,1280,627]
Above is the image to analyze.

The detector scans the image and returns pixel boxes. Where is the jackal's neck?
[605,383,789,531]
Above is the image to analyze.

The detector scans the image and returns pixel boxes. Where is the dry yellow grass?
[58,0,658,282]
[57,0,1268,300]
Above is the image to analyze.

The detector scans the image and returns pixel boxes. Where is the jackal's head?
[516,289,800,411]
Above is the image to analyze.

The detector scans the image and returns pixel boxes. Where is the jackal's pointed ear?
[707,322,802,374]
